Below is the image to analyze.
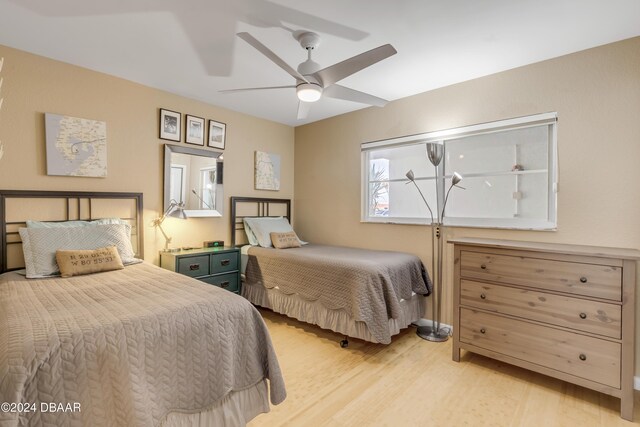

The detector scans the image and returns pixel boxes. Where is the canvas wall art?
[45,113,107,177]
[254,150,280,191]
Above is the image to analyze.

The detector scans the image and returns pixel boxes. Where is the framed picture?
[255,150,281,191]
[159,109,181,142]
[208,120,226,150]
[185,114,205,146]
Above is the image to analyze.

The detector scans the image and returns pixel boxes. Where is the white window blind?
[361,113,558,230]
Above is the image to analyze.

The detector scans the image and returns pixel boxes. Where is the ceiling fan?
[221,31,397,119]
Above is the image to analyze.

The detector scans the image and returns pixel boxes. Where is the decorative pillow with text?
[56,246,124,278]
[270,231,302,249]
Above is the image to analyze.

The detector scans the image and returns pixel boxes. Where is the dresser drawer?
[460,280,622,338]
[459,308,621,388]
[460,250,622,301]
[177,255,210,277]
[201,273,239,293]
[210,252,238,273]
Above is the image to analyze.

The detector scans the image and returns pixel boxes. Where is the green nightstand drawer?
[177,255,210,277]
[202,273,239,293]
[210,252,238,273]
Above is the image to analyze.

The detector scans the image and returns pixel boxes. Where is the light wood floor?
[250,308,639,427]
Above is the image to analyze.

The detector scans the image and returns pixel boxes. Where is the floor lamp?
[406,142,463,342]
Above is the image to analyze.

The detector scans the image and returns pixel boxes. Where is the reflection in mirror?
[164,144,223,217]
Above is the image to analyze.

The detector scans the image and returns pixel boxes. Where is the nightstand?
[160,247,241,294]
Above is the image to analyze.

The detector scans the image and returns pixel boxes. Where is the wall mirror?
[164,144,223,217]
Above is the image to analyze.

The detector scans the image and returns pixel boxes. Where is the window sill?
[361,217,557,231]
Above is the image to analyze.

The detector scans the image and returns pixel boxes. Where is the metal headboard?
[0,190,144,273]
[230,196,291,247]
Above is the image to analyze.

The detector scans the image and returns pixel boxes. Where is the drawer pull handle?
[220,259,231,266]
[480,328,486,334]
[579,313,587,319]
[579,354,587,361]
[480,293,486,300]
[189,264,200,271]
[579,277,588,283]
[480,264,487,270]
[220,281,230,288]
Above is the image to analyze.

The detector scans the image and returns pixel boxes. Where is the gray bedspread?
[0,262,286,426]
[245,244,431,344]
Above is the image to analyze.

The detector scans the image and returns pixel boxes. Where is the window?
[170,164,186,203]
[361,113,557,230]
[198,167,216,209]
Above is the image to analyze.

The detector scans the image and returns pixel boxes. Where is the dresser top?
[160,246,238,257]
[448,238,640,260]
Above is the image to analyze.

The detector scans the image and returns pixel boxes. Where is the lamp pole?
[406,143,463,342]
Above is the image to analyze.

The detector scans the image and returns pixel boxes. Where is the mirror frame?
[164,144,223,217]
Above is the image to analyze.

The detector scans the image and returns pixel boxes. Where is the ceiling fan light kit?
[225,31,397,119]
[296,82,322,102]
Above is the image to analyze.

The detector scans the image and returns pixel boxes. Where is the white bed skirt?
[242,282,425,343]
[162,379,270,427]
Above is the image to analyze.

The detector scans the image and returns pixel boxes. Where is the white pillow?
[26,218,132,238]
[27,220,94,228]
[242,218,260,246]
[243,216,306,248]
[19,224,138,278]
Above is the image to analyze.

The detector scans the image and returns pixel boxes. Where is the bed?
[231,196,431,345]
[0,190,285,427]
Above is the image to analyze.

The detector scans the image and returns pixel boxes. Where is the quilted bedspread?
[245,244,431,344]
[0,263,286,426]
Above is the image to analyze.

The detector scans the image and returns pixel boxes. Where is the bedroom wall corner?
[0,44,295,264]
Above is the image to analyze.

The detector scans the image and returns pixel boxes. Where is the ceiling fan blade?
[220,85,295,94]
[237,32,308,83]
[313,44,397,87]
[323,84,389,107]
[297,101,311,120]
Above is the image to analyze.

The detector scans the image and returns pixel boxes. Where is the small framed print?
[208,120,226,150]
[185,114,205,146]
[159,109,181,142]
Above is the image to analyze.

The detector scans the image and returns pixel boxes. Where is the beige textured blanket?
[245,244,431,344]
[0,263,285,426]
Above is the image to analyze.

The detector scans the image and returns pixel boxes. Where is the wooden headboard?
[0,190,144,273]
[230,196,291,247]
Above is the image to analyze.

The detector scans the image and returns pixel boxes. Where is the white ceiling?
[0,0,639,126]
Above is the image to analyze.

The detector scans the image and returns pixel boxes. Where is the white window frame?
[199,166,216,210]
[361,112,558,230]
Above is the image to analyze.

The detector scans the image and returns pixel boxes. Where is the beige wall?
[295,37,640,366]
[0,44,294,263]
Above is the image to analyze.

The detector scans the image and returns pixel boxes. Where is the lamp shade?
[452,172,463,186]
[426,143,444,167]
[405,170,415,181]
[166,200,187,219]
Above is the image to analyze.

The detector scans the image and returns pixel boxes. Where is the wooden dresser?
[450,238,639,420]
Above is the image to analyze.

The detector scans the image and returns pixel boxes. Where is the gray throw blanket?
[0,263,286,426]
[245,244,431,344]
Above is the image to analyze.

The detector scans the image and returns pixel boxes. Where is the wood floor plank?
[250,308,639,427]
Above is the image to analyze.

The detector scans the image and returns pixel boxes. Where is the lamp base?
[416,325,449,342]
[161,248,181,253]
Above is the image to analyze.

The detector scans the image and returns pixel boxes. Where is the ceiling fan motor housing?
[297,59,321,76]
